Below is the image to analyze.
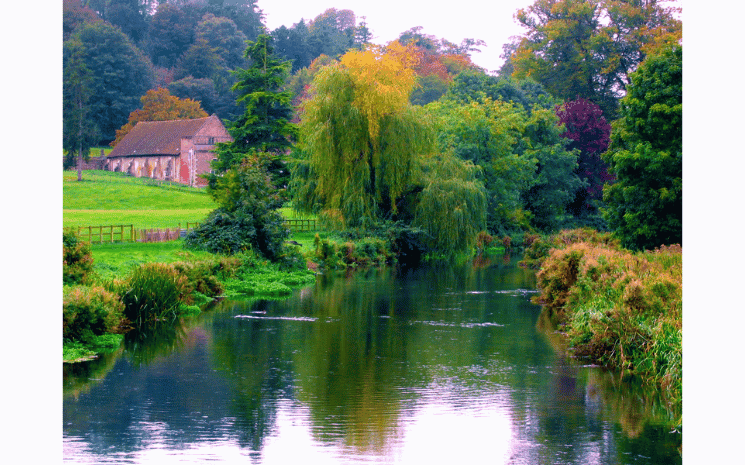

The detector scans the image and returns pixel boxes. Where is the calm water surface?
[63,257,681,464]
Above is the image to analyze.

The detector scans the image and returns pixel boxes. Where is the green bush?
[63,229,94,285]
[172,261,224,300]
[532,237,682,409]
[119,263,188,326]
[187,156,290,260]
[63,285,126,342]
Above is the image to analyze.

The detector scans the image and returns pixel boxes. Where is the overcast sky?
[258,0,533,73]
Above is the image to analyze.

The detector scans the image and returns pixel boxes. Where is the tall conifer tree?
[211,34,296,189]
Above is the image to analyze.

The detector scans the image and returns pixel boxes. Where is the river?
[63,256,681,464]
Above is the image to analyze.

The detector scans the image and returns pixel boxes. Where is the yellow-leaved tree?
[292,41,487,255]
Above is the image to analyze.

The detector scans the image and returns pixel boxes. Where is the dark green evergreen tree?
[211,34,297,190]
[63,38,100,180]
[72,21,154,144]
[602,44,682,251]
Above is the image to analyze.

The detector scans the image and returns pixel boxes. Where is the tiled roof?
[108,117,213,157]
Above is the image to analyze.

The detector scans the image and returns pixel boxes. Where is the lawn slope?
[63,170,216,229]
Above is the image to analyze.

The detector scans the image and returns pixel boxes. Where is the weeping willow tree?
[294,42,431,229]
[292,42,487,255]
[414,155,487,253]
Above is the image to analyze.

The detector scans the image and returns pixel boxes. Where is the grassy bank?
[63,237,318,363]
[524,229,682,420]
[63,170,216,229]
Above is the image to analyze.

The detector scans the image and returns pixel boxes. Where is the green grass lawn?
[90,240,218,280]
[64,170,217,229]
[63,170,321,230]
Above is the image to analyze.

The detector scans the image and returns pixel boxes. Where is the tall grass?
[530,231,682,416]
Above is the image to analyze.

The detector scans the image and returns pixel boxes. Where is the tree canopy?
[210,34,297,188]
[63,38,100,180]
[510,0,682,118]
[292,43,487,254]
[68,20,154,144]
[111,88,208,146]
[602,44,682,251]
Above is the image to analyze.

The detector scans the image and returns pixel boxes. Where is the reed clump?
[119,263,189,327]
[531,231,682,410]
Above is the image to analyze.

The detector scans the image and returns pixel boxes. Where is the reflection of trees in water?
[64,262,681,463]
[533,306,682,461]
[63,347,123,400]
[123,320,189,367]
[287,261,544,455]
[208,298,292,453]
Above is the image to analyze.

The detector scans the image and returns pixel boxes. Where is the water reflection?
[63,258,681,464]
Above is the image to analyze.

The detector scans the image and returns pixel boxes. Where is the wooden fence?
[285,219,317,232]
[77,224,135,243]
[75,223,201,244]
[74,220,314,244]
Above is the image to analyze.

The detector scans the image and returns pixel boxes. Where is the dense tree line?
[63,0,683,259]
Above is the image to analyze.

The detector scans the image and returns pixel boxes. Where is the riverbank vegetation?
[523,229,682,419]
[62,228,317,363]
[62,1,683,435]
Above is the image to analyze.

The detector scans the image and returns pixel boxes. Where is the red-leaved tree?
[555,98,612,213]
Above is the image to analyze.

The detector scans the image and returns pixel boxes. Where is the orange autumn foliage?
[111,88,208,146]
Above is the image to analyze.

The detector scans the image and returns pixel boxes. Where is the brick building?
[105,115,232,187]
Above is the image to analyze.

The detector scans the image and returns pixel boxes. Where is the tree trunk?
[77,149,83,181]
[77,96,83,181]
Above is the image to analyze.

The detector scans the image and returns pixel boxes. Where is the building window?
[208,137,215,145]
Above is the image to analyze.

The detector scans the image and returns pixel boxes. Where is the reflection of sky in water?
[63,262,680,464]
[65,381,516,464]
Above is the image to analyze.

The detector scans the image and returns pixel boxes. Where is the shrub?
[532,235,682,407]
[119,263,188,326]
[188,156,290,260]
[63,229,94,285]
[312,234,343,269]
[63,285,126,342]
[172,261,224,300]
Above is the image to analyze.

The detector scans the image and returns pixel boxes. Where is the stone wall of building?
[107,155,179,182]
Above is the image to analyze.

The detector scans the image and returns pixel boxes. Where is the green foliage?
[446,71,560,113]
[511,0,682,118]
[309,234,394,270]
[63,285,126,342]
[221,259,316,297]
[187,156,290,260]
[426,95,581,235]
[62,341,97,363]
[171,261,226,301]
[602,45,682,251]
[520,107,585,231]
[63,37,100,177]
[63,228,94,285]
[119,263,189,327]
[211,34,297,187]
[296,53,431,229]
[530,235,682,407]
[293,44,490,256]
[413,155,486,253]
[68,20,154,143]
